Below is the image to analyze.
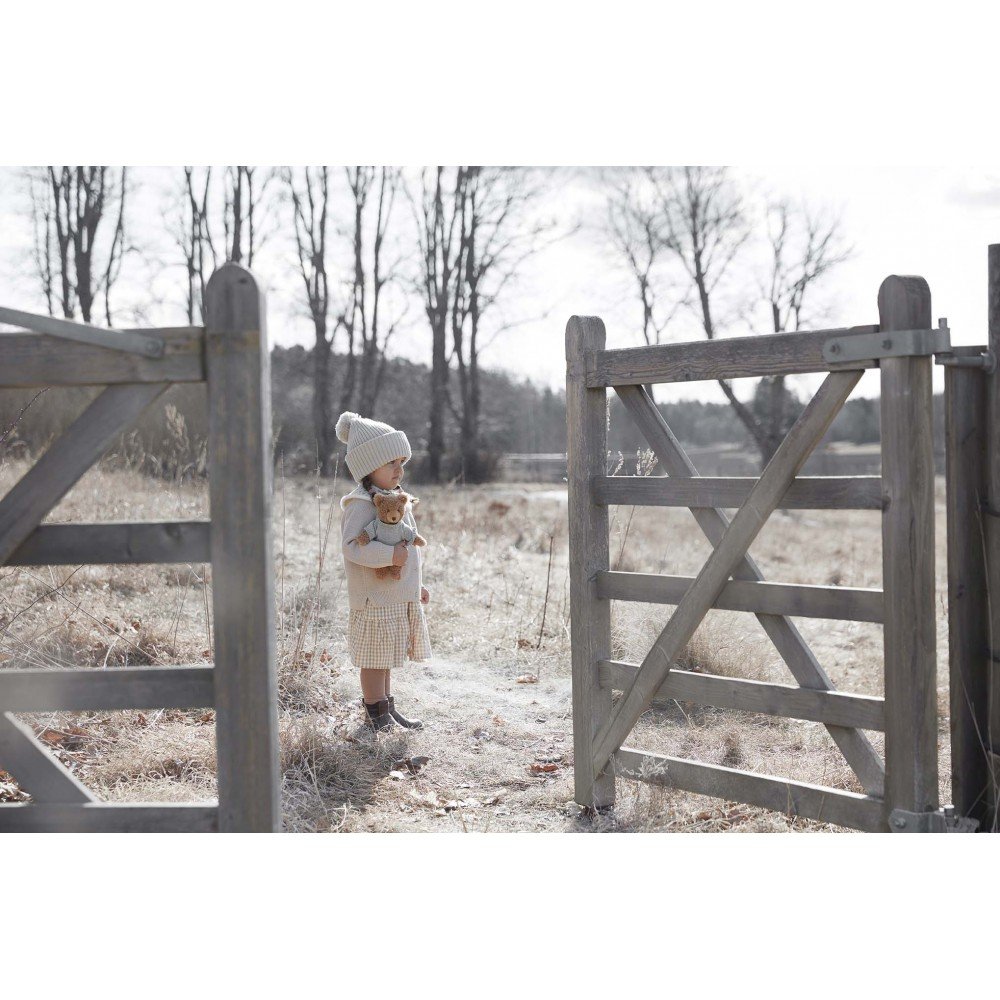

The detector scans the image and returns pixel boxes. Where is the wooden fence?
[567,262,1000,833]
[0,263,280,833]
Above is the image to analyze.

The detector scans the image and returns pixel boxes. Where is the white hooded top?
[339,483,423,611]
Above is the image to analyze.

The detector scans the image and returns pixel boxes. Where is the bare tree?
[753,199,853,460]
[646,165,769,453]
[169,166,217,324]
[341,166,406,417]
[411,166,463,483]
[602,168,689,400]
[285,167,334,474]
[223,166,277,267]
[26,166,130,324]
[448,166,555,481]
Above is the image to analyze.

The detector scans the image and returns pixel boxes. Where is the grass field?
[0,456,955,832]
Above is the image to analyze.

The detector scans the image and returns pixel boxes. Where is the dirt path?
[326,655,585,832]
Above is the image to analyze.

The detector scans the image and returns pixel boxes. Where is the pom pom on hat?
[335,411,356,444]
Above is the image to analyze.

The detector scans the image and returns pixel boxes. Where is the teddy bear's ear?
[373,494,386,510]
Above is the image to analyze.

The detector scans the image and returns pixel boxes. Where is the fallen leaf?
[530,762,559,774]
[695,810,713,821]
[392,755,430,775]
[516,674,538,684]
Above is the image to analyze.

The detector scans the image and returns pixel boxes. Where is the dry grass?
[0,450,957,833]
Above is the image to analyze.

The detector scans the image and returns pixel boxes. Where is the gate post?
[945,355,990,826]
[566,317,614,809]
[878,276,939,828]
[205,263,280,832]
[985,244,1000,831]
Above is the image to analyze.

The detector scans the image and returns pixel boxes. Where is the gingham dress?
[348,599,432,671]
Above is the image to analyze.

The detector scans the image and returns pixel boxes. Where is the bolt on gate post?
[878,276,939,825]
[205,264,281,832]
[566,316,615,809]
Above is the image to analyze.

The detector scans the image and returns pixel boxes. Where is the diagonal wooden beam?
[0,383,168,566]
[0,712,95,804]
[593,371,863,776]
[615,383,885,796]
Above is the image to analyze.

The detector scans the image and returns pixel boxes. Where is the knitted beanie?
[335,411,412,483]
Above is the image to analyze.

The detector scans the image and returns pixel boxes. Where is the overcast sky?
[2,164,998,406]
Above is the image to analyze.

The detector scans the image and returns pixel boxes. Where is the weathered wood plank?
[987,245,1000,832]
[0,712,95,803]
[205,264,280,833]
[566,316,615,809]
[0,803,218,833]
[0,666,214,712]
[596,570,884,622]
[6,520,211,566]
[0,384,169,566]
[878,276,939,820]
[0,328,204,386]
[600,660,885,730]
[593,475,883,510]
[586,325,878,387]
[593,371,862,776]
[614,748,885,831]
[944,361,992,827]
[614,384,885,795]
[0,307,166,357]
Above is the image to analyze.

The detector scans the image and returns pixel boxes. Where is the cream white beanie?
[336,411,412,483]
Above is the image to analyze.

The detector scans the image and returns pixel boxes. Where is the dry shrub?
[279,713,408,832]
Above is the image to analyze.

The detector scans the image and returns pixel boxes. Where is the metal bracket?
[889,805,979,833]
[935,349,996,374]
[823,323,951,365]
[0,306,165,358]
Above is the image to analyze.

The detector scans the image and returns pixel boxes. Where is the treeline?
[1,344,936,484]
[6,165,863,483]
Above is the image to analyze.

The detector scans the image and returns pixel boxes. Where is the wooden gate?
[567,273,987,833]
[0,263,279,832]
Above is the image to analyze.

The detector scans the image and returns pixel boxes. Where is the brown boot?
[364,698,393,732]
[387,695,423,730]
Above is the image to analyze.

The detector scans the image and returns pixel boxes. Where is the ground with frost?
[0,454,954,832]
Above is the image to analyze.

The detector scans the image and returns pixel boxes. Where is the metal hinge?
[889,805,979,833]
[823,319,951,365]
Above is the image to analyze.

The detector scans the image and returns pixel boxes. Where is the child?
[337,411,432,732]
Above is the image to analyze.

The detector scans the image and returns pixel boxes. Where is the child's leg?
[384,670,391,697]
[360,668,388,703]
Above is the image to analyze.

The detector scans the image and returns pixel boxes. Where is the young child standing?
[337,411,432,732]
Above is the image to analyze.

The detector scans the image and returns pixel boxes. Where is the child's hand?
[420,586,430,604]
[392,544,409,567]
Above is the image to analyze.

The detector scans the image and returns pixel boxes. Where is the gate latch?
[823,320,951,364]
[889,805,979,833]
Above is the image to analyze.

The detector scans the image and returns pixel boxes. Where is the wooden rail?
[0,327,205,387]
[600,660,885,730]
[0,666,214,711]
[585,325,878,387]
[593,475,884,510]
[0,803,219,832]
[596,571,884,623]
[7,521,211,565]
[614,748,885,832]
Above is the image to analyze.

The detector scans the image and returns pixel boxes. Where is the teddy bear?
[356,490,427,580]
